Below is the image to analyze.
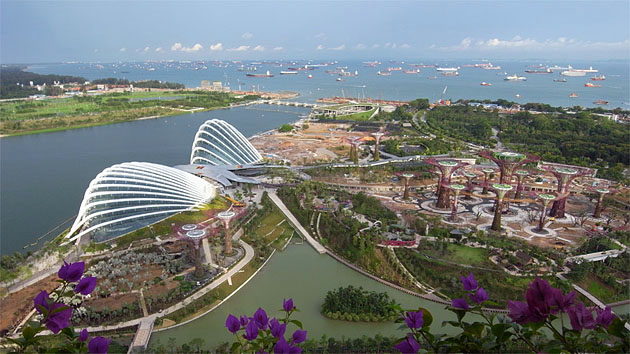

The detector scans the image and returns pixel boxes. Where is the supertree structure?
[217,210,237,255]
[347,138,364,165]
[536,194,556,232]
[371,132,385,161]
[490,184,513,232]
[396,172,417,200]
[448,184,466,221]
[543,166,590,218]
[592,188,612,219]
[479,151,540,184]
[462,171,478,199]
[425,158,468,209]
[177,225,218,278]
[513,170,530,200]
[480,168,496,194]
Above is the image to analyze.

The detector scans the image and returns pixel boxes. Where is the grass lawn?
[581,274,617,303]
[446,244,492,266]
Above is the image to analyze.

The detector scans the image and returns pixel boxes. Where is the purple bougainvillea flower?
[253,307,269,330]
[226,314,240,334]
[88,336,111,354]
[595,306,615,328]
[78,329,89,342]
[404,310,424,329]
[274,337,302,354]
[291,329,307,344]
[240,315,249,327]
[34,290,50,314]
[283,298,295,312]
[507,301,532,325]
[525,278,553,321]
[452,298,470,310]
[461,273,478,291]
[58,261,85,282]
[75,277,98,295]
[394,334,420,354]
[548,288,576,314]
[468,287,489,304]
[568,303,596,331]
[243,320,259,341]
[44,302,73,334]
[270,318,287,339]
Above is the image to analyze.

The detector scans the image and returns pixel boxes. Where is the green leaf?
[464,322,485,337]
[289,319,303,329]
[230,341,242,354]
[22,326,38,340]
[606,317,627,338]
[418,307,433,328]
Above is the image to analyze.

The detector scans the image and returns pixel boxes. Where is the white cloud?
[241,32,254,39]
[171,42,203,52]
[438,36,630,52]
[354,43,367,50]
[400,43,411,49]
[155,47,163,52]
[273,46,284,51]
[210,43,224,51]
[227,45,250,52]
[314,33,326,39]
[119,47,127,52]
[144,46,150,52]
[316,44,325,50]
[253,45,265,52]
[384,42,391,48]
[372,44,380,49]
[329,44,345,51]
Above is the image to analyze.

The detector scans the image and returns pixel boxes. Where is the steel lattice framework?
[67,162,216,243]
[478,151,540,184]
[425,158,468,209]
[190,119,263,165]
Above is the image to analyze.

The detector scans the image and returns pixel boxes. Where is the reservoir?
[0,105,308,255]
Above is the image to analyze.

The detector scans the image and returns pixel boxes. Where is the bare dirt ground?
[251,122,374,165]
[0,274,58,334]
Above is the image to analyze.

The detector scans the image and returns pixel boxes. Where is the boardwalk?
[268,191,326,254]
[127,315,156,353]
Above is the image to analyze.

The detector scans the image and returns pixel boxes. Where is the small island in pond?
[321,286,399,322]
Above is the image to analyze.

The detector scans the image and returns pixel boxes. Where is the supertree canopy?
[425,158,468,209]
[371,132,385,162]
[396,172,418,200]
[479,151,540,184]
[543,166,590,218]
[513,170,530,200]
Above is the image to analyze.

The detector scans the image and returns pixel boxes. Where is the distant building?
[201,80,211,88]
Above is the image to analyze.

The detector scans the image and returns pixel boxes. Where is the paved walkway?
[268,191,326,254]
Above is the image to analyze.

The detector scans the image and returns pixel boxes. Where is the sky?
[1,0,629,63]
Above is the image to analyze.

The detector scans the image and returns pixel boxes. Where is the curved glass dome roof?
[67,162,216,243]
[190,119,263,165]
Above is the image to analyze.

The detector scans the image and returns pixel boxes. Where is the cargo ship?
[569,93,578,98]
[553,78,567,82]
[377,71,392,76]
[279,71,298,75]
[246,70,274,78]
[504,74,527,81]
[480,82,492,86]
[441,71,459,76]
[590,75,606,81]
[593,100,608,105]
[561,70,586,77]
[403,69,420,74]
[585,82,601,87]
[436,66,459,72]
[525,68,552,74]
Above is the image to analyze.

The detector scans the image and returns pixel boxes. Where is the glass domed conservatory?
[190,119,263,166]
[66,162,216,244]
